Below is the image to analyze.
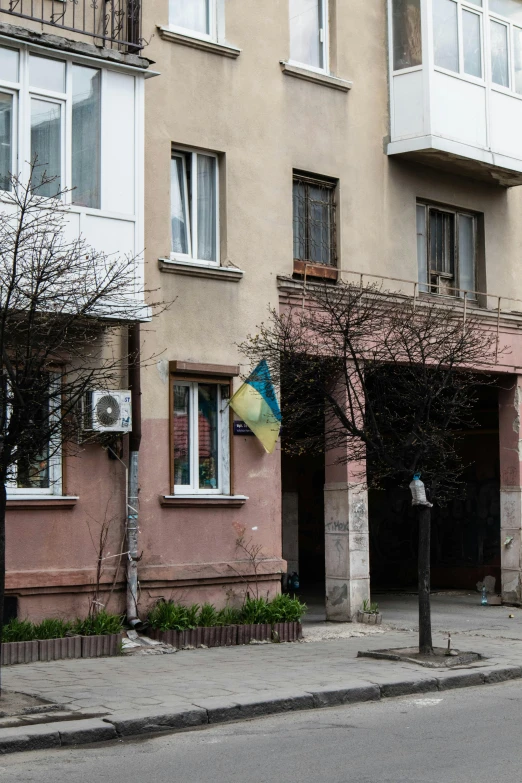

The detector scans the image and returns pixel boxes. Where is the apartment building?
[6,0,522,623]
[140,0,522,621]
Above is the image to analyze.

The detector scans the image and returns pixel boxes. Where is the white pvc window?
[168,0,217,40]
[0,44,102,207]
[289,0,329,72]
[6,374,62,497]
[170,149,219,265]
[172,381,230,495]
[431,0,522,91]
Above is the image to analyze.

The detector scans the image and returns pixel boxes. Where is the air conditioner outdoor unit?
[85,391,132,433]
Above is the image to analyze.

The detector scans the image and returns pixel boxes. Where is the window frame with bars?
[417,202,478,299]
[292,172,338,280]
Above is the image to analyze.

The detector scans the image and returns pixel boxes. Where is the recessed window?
[289,0,328,71]
[171,149,219,265]
[417,203,477,297]
[6,374,62,496]
[293,173,337,276]
[172,380,230,495]
[169,0,216,38]
[0,44,102,207]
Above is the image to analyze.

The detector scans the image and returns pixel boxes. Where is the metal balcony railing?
[0,0,143,52]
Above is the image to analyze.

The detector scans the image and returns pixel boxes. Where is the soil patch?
[357,646,484,668]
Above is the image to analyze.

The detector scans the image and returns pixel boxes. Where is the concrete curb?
[1,665,521,754]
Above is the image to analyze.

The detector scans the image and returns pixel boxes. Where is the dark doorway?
[281,452,325,599]
[368,384,501,591]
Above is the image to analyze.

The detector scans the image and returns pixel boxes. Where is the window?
[171,149,219,265]
[6,374,62,496]
[289,0,328,71]
[431,0,522,91]
[393,0,423,70]
[416,203,477,297]
[0,44,102,207]
[293,173,336,275]
[172,380,230,495]
[169,0,216,39]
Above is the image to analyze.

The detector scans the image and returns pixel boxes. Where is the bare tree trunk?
[0,481,6,696]
[418,504,433,655]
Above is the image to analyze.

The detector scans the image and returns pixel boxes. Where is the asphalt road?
[1,680,522,782]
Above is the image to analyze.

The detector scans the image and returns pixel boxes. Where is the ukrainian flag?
[230,360,282,454]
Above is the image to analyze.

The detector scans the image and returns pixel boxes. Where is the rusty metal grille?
[0,0,143,52]
[293,174,337,268]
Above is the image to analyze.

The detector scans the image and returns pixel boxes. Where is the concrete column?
[282,491,299,583]
[324,449,370,621]
[499,377,522,605]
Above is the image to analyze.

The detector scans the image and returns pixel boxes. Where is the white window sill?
[280,61,352,92]
[159,258,244,282]
[161,494,248,508]
[157,26,241,59]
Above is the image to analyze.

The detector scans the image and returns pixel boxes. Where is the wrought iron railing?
[0,0,143,52]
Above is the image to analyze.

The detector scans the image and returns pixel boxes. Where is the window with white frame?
[0,43,101,207]
[432,0,522,91]
[289,0,329,71]
[170,149,219,265]
[6,373,62,496]
[172,379,230,495]
[169,0,217,39]
[416,202,477,297]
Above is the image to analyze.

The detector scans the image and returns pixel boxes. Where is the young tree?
[241,281,497,654]
[0,167,152,665]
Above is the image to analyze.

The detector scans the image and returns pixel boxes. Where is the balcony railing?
[0,0,143,52]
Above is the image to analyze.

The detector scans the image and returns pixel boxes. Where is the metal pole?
[127,323,141,624]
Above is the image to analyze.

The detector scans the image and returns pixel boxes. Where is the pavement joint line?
[1,663,522,754]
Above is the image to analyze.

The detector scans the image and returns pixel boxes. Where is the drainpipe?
[127,322,142,625]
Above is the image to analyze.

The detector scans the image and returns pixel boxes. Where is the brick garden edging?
[0,633,122,666]
[148,622,302,648]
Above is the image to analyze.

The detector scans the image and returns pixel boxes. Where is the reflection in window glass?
[173,385,191,486]
[433,0,459,72]
[198,384,218,490]
[169,0,210,35]
[72,66,101,208]
[0,46,19,83]
[29,55,65,93]
[393,0,422,70]
[514,26,522,93]
[491,19,509,86]
[171,156,190,255]
[197,154,217,262]
[463,10,482,77]
[290,0,323,69]
[0,93,12,192]
[490,0,522,24]
[30,99,61,196]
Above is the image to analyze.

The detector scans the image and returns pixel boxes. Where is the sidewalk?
[1,595,521,753]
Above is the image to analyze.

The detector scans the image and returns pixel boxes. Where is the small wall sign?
[233,420,254,436]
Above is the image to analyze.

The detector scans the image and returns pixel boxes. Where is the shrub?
[1,619,36,643]
[198,603,219,627]
[216,606,241,626]
[72,611,123,636]
[148,600,198,631]
[265,594,307,623]
[239,596,269,625]
[34,618,72,640]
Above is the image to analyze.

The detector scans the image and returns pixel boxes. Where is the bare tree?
[241,281,497,655]
[0,165,156,663]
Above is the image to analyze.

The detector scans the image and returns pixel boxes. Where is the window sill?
[161,495,248,508]
[159,259,244,282]
[293,260,338,280]
[157,26,241,59]
[280,61,352,92]
[6,496,79,510]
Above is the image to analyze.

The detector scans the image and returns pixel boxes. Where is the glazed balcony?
[388,0,522,186]
[0,0,143,52]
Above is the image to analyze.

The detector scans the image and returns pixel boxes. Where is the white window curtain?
[30,98,62,196]
[290,0,325,69]
[170,150,219,264]
[169,0,210,35]
[72,65,101,208]
[197,154,217,262]
[0,93,12,192]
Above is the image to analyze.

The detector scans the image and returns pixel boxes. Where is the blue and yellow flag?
[230,360,282,454]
